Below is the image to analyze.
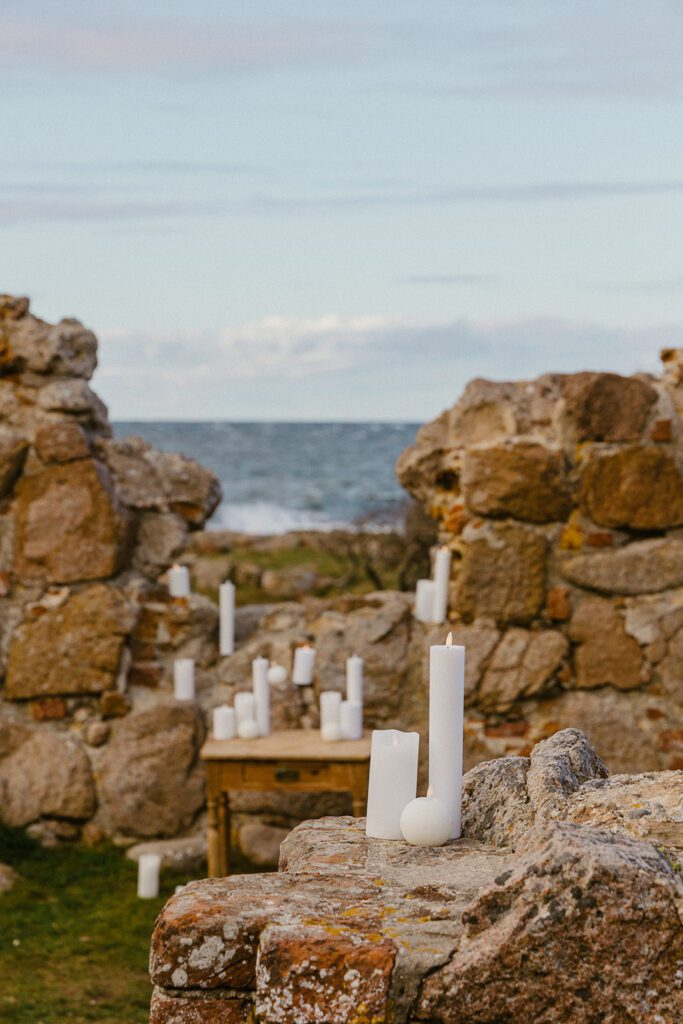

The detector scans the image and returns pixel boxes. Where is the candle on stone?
[292,644,316,685]
[429,632,464,839]
[346,655,363,704]
[340,699,363,740]
[237,718,260,740]
[137,853,161,899]
[168,564,190,598]
[234,691,256,727]
[212,704,236,740]
[400,786,452,847]
[320,691,342,736]
[173,658,195,701]
[365,729,419,839]
[219,581,235,656]
[432,547,452,624]
[414,579,436,622]
[252,657,270,737]
[267,663,288,685]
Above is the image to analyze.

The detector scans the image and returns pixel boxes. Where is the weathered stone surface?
[99,704,205,837]
[0,725,95,826]
[133,512,188,576]
[33,419,90,464]
[478,628,568,711]
[569,597,644,690]
[562,537,683,594]
[237,821,289,867]
[13,459,129,583]
[0,310,97,379]
[260,565,320,599]
[579,444,683,529]
[454,521,547,624]
[127,835,207,873]
[567,771,683,853]
[526,728,609,820]
[5,584,135,699]
[562,371,658,442]
[36,379,109,433]
[150,990,251,1024]
[462,440,571,522]
[0,426,27,497]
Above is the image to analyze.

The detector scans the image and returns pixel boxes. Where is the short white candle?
[429,632,464,839]
[219,581,235,656]
[234,691,256,726]
[365,729,419,839]
[346,655,363,704]
[414,579,437,623]
[340,699,363,740]
[168,564,190,598]
[400,787,452,847]
[321,722,343,742]
[267,663,288,685]
[137,853,161,898]
[292,644,316,685]
[237,718,260,740]
[319,690,342,733]
[212,704,236,740]
[252,657,270,737]
[173,658,195,701]
[432,547,452,624]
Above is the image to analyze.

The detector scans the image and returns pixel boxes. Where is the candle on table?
[346,655,363,704]
[237,718,260,739]
[173,658,195,701]
[432,547,452,625]
[267,663,288,685]
[414,579,436,623]
[219,581,235,656]
[137,853,161,898]
[234,691,256,727]
[340,699,363,740]
[252,657,270,737]
[365,729,419,839]
[212,705,236,740]
[321,722,342,742]
[168,564,190,598]
[292,644,316,685]
[320,691,342,732]
[429,632,464,839]
[400,786,452,847]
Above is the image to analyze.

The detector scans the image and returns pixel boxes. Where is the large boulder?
[579,444,683,530]
[562,371,658,442]
[0,300,97,379]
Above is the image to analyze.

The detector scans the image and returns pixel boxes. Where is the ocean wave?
[212,501,350,535]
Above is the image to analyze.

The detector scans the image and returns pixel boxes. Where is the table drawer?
[239,760,336,788]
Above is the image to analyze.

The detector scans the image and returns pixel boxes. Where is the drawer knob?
[275,769,300,782]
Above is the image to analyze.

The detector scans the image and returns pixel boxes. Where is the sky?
[1,0,683,420]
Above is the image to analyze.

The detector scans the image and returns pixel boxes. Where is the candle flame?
[446,632,453,647]
[427,785,434,798]
[302,643,311,650]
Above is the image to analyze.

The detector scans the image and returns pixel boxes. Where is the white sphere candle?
[137,853,161,898]
[346,655,364,704]
[219,581,235,656]
[429,632,464,839]
[168,564,190,598]
[234,690,256,726]
[340,699,363,740]
[365,729,419,839]
[432,547,452,625]
[252,657,270,737]
[321,722,342,742]
[400,788,452,847]
[212,704,236,740]
[173,658,195,701]
[414,578,437,623]
[267,663,288,685]
[237,718,260,740]
[292,644,316,685]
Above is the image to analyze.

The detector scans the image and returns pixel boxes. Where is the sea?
[113,422,421,535]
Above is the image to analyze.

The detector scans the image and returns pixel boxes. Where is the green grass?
[0,824,190,1024]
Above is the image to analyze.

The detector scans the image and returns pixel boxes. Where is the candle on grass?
[365,729,419,839]
[219,581,235,656]
[432,547,452,624]
[212,705,236,740]
[292,644,316,685]
[137,853,161,898]
[340,699,363,740]
[429,632,464,839]
[168,564,190,598]
[252,657,270,737]
[173,658,195,701]
[414,579,436,622]
[400,787,452,847]
[346,655,363,704]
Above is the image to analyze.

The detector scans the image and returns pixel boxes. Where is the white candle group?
[429,633,464,839]
[365,729,419,839]
[219,581,235,656]
[414,579,436,623]
[400,788,452,847]
[252,657,270,737]
[292,644,316,685]
[414,547,452,624]
[137,853,161,898]
[212,704,236,739]
[173,658,195,700]
[340,699,363,740]
[168,564,190,598]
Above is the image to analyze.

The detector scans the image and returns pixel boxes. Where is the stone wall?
[397,358,683,773]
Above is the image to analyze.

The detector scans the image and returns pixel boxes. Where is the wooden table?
[200,730,372,877]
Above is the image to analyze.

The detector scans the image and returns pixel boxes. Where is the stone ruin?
[0,294,681,865]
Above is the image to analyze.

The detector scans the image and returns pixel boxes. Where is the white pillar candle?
[237,718,260,740]
[168,564,190,598]
[267,663,288,685]
[429,632,464,839]
[173,658,195,700]
[252,657,270,737]
[400,787,452,847]
[292,644,316,685]
[414,579,436,622]
[319,690,342,732]
[234,691,256,726]
[137,853,161,899]
[219,581,235,656]
[212,704,236,740]
[432,547,452,625]
[321,722,342,742]
[346,655,363,704]
[340,699,363,740]
[365,729,419,839]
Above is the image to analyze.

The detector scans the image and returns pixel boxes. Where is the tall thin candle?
[428,632,464,839]
[219,581,235,656]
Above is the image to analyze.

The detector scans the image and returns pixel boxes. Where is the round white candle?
[340,699,363,740]
[173,658,195,701]
[237,718,260,740]
[429,633,464,839]
[365,729,419,839]
[212,704,236,740]
[414,579,437,623]
[319,690,342,733]
[321,722,343,742]
[252,657,270,737]
[137,853,161,898]
[400,788,452,847]
[346,655,363,704]
[168,564,190,598]
[432,547,452,625]
[267,663,288,685]
[292,644,316,685]
[234,691,256,726]
[219,581,235,656]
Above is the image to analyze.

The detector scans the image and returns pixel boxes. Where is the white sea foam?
[213,501,348,535]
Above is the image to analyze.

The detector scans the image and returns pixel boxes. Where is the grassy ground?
[0,824,192,1024]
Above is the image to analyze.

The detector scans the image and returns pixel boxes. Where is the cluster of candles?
[414,546,452,624]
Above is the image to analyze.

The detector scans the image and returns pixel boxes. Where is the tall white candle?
[365,729,419,839]
[212,704,236,740]
[340,699,363,740]
[429,633,464,839]
[320,690,342,731]
[173,658,195,700]
[219,581,235,656]
[252,657,270,737]
[234,691,256,726]
[414,579,437,623]
[168,564,190,598]
[432,547,452,625]
[292,644,316,685]
[137,853,161,898]
[346,655,363,704]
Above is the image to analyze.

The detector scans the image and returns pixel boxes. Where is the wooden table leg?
[207,795,220,878]
[351,764,368,818]
[219,791,230,877]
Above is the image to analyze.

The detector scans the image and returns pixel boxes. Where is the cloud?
[399,273,499,285]
[588,277,683,295]
[0,197,218,226]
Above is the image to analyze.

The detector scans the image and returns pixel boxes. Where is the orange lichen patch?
[443,503,468,535]
[559,522,585,550]
[587,531,615,548]
[544,586,571,622]
[651,418,672,442]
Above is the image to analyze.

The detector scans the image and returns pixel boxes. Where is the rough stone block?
[562,371,658,442]
[462,439,571,522]
[579,444,683,530]
[454,522,547,624]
